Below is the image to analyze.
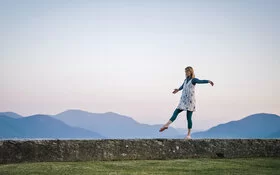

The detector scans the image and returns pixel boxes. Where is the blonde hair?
[185,66,195,79]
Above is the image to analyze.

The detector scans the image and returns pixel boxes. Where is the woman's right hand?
[173,89,179,94]
[209,80,214,86]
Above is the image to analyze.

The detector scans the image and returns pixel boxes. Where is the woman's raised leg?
[159,108,183,132]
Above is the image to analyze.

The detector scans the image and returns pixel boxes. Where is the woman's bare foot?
[185,135,191,139]
[159,125,168,132]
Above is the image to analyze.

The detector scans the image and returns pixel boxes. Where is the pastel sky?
[1,0,279,130]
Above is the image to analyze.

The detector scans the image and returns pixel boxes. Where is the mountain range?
[0,110,279,139]
[51,109,180,139]
[0,114,103,139]
[192,113,280,138]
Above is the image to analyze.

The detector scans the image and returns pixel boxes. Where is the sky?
[1,0,279,130]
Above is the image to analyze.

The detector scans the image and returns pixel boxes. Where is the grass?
[0,158,279,175]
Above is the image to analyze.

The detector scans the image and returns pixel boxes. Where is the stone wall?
[0,139,279,164]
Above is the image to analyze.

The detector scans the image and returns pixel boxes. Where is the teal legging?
[169,108,193,129]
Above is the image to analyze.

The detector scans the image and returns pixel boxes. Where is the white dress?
[176,78,196,112]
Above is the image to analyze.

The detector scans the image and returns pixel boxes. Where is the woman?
[159,66,214,139]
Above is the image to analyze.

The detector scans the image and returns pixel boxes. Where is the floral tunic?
[177,78,196,112]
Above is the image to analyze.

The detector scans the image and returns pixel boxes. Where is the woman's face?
[185,69,191,77]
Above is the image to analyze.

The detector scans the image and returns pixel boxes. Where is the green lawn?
[0,158,279,175]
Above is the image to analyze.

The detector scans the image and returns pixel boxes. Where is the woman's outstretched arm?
[192,78,214,86]
[173,80,185,94]
[178,81,185,90]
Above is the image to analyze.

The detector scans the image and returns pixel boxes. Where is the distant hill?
[192,113,280,138]
[0,112,22,119]
[0,114,104,139]
[2,110,279,139]
[268,130,280,138]
[52,109,180,139]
